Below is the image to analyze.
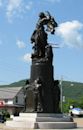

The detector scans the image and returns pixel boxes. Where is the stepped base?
[6,113,77,129]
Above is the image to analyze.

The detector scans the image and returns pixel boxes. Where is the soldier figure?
[33,78,43,112]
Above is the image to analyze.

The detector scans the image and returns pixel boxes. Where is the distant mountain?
[0,79,83,100]
[62,81,83,100]
[0,79,27,87]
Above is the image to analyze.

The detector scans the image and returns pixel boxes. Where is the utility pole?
[60,76,63,113]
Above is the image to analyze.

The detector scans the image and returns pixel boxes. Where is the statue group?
[31,11,58,59]
[26,11,60,113]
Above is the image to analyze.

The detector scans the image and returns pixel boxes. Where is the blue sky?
[0,0,83,85]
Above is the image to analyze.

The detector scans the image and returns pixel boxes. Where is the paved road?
[73,117,83,128]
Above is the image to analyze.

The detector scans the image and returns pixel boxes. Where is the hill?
[0,79,83,100]
[62,81,83,100]
[0,79,27,87]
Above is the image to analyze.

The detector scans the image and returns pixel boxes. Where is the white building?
[0,87,25,115]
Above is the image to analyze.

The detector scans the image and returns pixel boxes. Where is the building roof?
[0,87,23,99]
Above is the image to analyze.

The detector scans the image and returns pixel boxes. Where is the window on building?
[15,96,18,103]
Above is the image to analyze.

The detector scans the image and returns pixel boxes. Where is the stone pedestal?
[6,113,77,129]
[28,61,54,113]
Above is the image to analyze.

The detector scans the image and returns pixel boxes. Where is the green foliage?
[62,81,83,100]
[62,96,83,113]
[0,109,10,119]
[62,98,79,113]
[9,79,26,87]
[61,81,83,113]
[78,96,83,109]
[2,110,10,118]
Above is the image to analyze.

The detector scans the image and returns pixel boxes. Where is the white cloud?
[6,0,33,22]
[16,40,26,48]
[22,53,31,62]
[25,1,33,10]
[6,0,22,22]
[56,20,83,48]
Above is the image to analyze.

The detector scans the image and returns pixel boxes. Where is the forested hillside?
[62,81,83,100]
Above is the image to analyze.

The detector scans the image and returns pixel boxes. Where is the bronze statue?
[31,11,58,59]
[26,12,60,113]
[45,44,53,64]
[33,78,43,112]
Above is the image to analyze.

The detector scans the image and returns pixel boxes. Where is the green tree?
[62,98,79,113]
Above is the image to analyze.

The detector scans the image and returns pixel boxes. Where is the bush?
[1,109,10,119]
[62,98,82,113]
